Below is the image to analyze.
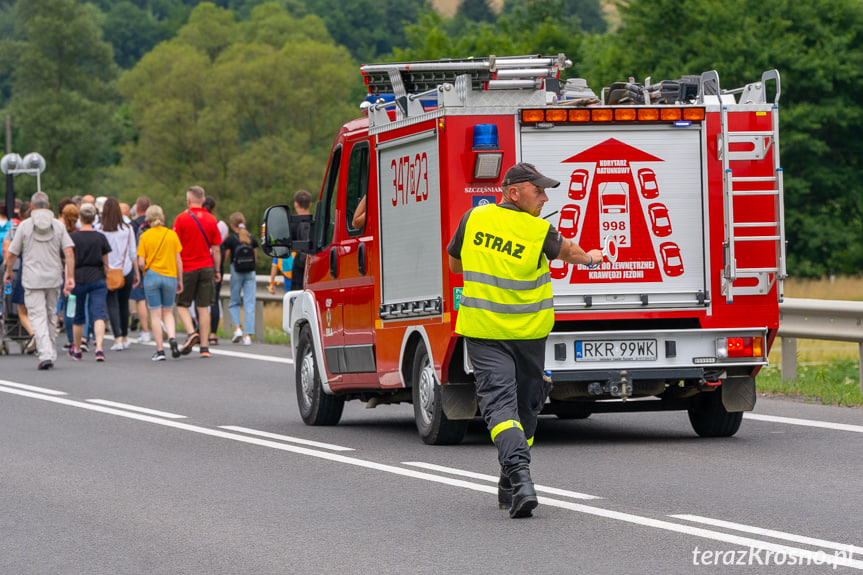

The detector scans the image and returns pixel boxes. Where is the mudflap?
[721,376,756,413]
[441,383,477,420]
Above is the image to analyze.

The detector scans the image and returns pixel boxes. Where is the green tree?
[114,2,359,231]
[1,0,120,199]
[393,5,583,68]
[100,1,171,69]
[457,0,496,23]
[303,0,429,61]
[587,0,863,276]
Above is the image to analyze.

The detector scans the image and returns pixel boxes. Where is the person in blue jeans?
[223,212,258,345]
[137,205,183,361]
[68,203,111,361]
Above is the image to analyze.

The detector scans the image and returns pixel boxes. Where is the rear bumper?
[545,327,768,375]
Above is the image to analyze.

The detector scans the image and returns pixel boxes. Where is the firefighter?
[447,162,604,518]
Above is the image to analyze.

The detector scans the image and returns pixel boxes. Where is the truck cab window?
[315,145,341,250]
[346,142,370,236]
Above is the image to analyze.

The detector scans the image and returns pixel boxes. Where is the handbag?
[107,228,131,290]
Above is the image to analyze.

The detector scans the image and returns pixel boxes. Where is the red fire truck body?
[265,55,785,444]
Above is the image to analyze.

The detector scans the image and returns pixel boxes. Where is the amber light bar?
[521,107,705,125]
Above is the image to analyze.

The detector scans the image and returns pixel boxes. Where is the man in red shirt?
[173,185,222,358]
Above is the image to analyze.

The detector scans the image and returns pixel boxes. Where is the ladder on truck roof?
[361,54,571,95]
[709,69,787,304]
[360,54,571,121]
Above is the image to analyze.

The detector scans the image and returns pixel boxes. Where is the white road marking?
[0,380,68,396]
[2,382,861,569]
[86,399,186,419]
[219,425,354,451]
[744,412,863,434]
[670,514,863,555]
[107,334,294,364]
[403,461,602,500]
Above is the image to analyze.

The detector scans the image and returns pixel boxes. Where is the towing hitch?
[587,370,632,398]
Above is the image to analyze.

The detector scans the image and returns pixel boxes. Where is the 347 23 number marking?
[391,153,429,207]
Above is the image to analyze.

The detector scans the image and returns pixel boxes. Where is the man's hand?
[2,272,11,287]
[63,277,75,297]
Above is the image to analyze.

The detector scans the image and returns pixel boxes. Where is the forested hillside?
[0,0,860,276]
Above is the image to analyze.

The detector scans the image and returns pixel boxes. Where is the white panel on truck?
[377,130,442,307]
[521,125,707,310]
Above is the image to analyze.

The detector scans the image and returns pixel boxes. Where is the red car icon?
[648,203,672,237]
[549,259,569,280]
[568,169,589,200]
[638,168,659,199]
[558,204,581,238]
[660,242,684,277]
[599,182,628,214]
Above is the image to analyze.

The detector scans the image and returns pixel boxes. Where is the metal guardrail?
[229,281,863,388]
[778,298,863,388]
[218,274,283,343]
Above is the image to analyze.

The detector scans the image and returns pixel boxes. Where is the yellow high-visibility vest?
[455,204,553,340]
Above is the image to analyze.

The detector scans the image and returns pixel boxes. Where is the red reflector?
[726,337,755,358]
[705,381,722,387]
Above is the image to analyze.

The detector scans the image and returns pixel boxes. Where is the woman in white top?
[98,198,140,350]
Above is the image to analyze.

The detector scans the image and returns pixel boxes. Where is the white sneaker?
[123,339,131,349]
[138,331,152,343]
[232,327,243,343]
[110,342,124,351]
[242,334,252,346]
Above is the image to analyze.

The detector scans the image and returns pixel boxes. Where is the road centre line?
[219,425,354,451]
[402,461,601,500]
[86,399,186,419]
[1,382,860,569]
[670,514,863,555]
[744,412,863,434]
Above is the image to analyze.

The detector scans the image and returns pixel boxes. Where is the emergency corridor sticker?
[558,138,677,284]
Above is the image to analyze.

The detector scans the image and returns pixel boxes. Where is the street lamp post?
[0,152,46,220]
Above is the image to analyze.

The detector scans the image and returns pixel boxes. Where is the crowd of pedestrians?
[0,185,268,369]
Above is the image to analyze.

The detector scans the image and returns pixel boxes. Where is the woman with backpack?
[223,212,258,345]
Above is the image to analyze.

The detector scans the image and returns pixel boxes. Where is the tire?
[295,325,344,426]
[411,345,468,445]
[688,390,743,437]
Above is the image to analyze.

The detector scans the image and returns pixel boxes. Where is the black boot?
[498,469,512,509]
[508,465,538,518]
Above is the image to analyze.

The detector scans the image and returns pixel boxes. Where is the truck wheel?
[687,391,743,437]
[412,345,467,445]
[295,325,344,426]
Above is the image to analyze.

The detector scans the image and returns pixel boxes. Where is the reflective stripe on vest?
[490,419,524,443]
[455,204,554,340]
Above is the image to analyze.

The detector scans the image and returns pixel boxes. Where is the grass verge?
[758,361,863,407]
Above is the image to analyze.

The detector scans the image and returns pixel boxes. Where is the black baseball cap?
[501,162,560,188]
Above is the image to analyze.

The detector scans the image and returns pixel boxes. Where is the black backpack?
[233,242,256,273]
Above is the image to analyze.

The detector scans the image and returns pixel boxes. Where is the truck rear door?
[521,126,708,311]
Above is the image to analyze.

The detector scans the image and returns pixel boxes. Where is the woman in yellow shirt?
[136,205,183,361]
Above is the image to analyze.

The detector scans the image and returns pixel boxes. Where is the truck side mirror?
[261,204,293,258]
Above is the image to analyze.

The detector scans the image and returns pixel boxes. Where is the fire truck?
[262,54,785,444]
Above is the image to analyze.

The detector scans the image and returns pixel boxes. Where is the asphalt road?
[1,336,862,574]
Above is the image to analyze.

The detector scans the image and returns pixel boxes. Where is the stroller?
[0,262,33,355]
